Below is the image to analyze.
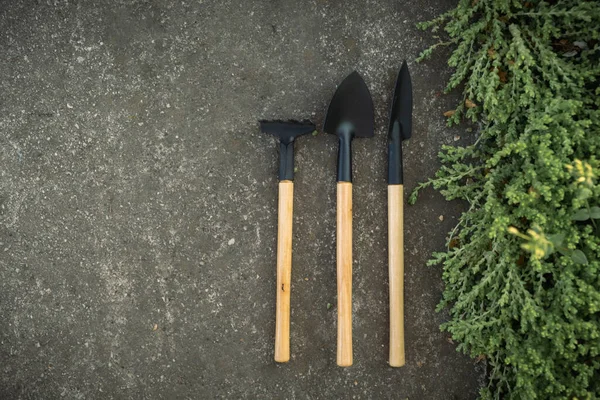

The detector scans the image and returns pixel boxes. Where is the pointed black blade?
[324,71,374,139]
[388,61,412,185]
[388,61,412,141]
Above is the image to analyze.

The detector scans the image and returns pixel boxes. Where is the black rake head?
[259,119,315,144]
[258,119,315,181]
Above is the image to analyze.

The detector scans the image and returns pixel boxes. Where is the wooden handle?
[275,180,294,362]
[336,182,353,367]
[388,184,405,367]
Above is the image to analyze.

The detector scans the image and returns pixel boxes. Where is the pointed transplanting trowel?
[387,61,412,367]
[260,119,315,363]
[324,72,374,367]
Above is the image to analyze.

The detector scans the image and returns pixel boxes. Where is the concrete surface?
[0,0,484,398]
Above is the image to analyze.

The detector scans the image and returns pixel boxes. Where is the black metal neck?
[388,121,404,184]
[336,122,353,182]
[279,141,295,181]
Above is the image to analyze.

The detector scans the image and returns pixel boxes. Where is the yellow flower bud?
[507,227,519,235]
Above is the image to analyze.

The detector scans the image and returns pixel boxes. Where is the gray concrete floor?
[1,0,484,398]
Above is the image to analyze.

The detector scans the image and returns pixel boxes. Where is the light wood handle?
[388,184,405,367]
[275,180,294,362]
[336,182,353,367]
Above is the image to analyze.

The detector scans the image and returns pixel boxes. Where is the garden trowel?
[387,61,412,367]
[324,71,374,367]
[259,119,315,363]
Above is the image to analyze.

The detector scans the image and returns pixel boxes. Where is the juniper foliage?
[413,1,600,398]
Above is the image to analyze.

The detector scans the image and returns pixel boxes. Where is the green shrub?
[413,1,600,398]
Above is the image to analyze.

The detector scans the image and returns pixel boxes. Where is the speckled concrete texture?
[0,0,484,398]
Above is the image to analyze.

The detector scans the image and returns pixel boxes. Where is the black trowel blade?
[324,71,374,138]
